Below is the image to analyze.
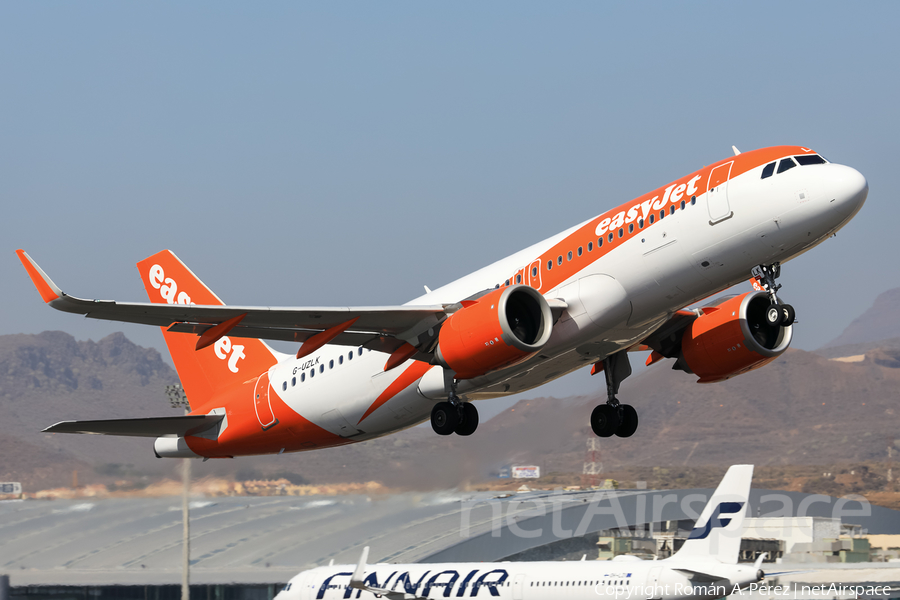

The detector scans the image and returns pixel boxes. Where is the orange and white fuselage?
[20,146,868,458]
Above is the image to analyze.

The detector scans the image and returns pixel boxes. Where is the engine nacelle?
[681,291,792,383]
[436,285,553,379]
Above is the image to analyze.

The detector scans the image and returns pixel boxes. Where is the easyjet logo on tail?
[147,263,246,373]
[149,264,196,305]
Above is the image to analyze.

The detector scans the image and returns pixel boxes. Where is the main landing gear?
[590,351,638,438]
[431,374,479,436]
[752,263,796,326]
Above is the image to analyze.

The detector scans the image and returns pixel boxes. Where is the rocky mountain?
[285,344,900,488]
[0,331,180,488]
[1,323,898,492]
[821,287,900,350]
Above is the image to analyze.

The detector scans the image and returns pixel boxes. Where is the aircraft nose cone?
[830,164,868,218]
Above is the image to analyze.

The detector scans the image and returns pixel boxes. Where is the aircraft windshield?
[761,154,828,179]
[795,154,827,166]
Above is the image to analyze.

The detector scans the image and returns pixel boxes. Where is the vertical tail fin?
[136,250,279,411]
[671,464,753,564]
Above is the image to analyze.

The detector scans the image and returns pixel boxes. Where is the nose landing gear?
[590,351,638,438]
[752,263,796,326]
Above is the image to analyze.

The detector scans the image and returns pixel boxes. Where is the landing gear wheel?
[765,304,782,326]
[615,405,638,438]
[431,402,459,436]
[591,404,620,438]
[454,403,479,436]
[780,304,795,326]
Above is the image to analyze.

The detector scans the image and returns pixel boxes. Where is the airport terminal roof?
[2,488,898,587]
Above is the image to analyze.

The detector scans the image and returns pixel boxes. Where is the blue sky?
[2,2,897,403]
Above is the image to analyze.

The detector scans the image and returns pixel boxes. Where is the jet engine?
[435,285,553,379]
[679,291,792,383]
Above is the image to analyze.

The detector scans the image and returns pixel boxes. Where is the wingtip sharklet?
[16,249,64,304]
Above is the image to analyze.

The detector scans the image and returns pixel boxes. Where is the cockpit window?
[761,162,776,179]
[795,154,827,166]
[777,158,797,174]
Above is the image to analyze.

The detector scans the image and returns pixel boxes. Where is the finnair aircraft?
[19,146,867,459]
[275,465,763,600]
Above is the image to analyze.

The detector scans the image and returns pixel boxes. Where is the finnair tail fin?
[671,464,753,564]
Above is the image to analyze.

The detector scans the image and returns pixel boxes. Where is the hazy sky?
[2,2,897,404]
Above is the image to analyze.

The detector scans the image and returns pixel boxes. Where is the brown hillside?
[823,287,900,348]
[0,331,898,494]
[284,346,900,488]
[0,331,180,488]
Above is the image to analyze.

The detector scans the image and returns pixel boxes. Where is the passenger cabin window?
[588,242,593,251]
[761,162,776,179]
[567,251,573,261]
[796,154,827,166]
[516,274,522,284]
[777,157,797,174]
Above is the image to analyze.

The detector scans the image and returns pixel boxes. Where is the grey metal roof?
[1,489,898,587]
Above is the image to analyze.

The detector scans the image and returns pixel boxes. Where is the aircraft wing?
[43,415,224,437]
[17,250,448,353]
[672,568,725,581]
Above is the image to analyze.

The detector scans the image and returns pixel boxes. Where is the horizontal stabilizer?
[43,414,224,437]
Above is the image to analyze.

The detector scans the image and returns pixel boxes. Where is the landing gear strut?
[752,263,795,326]
[590,351,638,438]
[431,371,479,436]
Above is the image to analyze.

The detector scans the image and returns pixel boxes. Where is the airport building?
[2,487,899,599]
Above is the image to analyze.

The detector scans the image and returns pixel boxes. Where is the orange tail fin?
[136,250,279,411]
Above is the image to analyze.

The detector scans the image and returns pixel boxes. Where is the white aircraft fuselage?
[279,558,763,600]
[22,146,868,457]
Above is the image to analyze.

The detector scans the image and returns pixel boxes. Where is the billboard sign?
[0,482,22,495]
[511,466,540,479]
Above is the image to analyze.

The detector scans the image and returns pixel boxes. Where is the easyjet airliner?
[18,145,867,459]
[277,466,765,600]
